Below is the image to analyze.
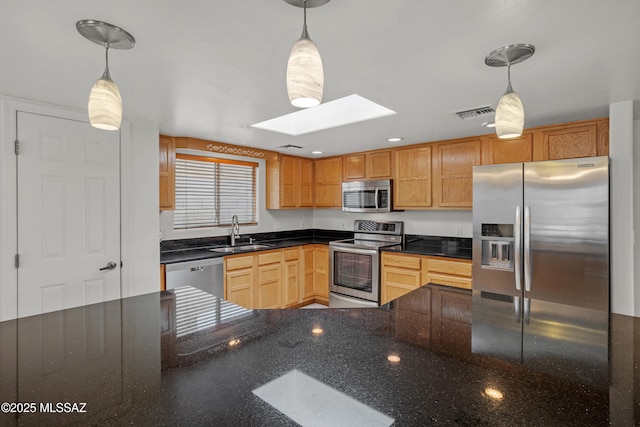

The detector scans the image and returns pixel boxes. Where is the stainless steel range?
[329,220,404,308]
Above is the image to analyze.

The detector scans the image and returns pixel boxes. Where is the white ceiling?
[1,1,639,157]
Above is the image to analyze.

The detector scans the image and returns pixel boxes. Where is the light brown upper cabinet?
[159,135,176,210]
[432,137,484,209]
[343,149,392,181]
[343,153,366,180]
[314,156,343,208]
[266,154,314,209]
[486,131,534,164]
[532,118,609,160]
[394,146,432,209]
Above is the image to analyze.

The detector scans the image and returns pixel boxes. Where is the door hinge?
[14,140,20,155]
[15,254,20,268]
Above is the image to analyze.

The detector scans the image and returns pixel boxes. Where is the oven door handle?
[329,246,378,256]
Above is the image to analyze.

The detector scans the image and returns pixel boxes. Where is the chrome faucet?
[230,215,240,246]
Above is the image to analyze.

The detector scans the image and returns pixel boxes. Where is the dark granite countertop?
[1,284,637,426]
[160,229,352,264]
[382,235,472,260]
[161,230,473,264]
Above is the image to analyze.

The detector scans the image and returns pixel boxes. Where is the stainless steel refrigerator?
[471,156,609,389]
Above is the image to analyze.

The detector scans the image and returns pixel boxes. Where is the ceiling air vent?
[453,105,495,120]
[277,144,303,150]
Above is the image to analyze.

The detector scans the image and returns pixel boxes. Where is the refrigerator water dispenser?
[480,223,514,270]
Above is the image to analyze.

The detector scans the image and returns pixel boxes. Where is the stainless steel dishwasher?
[165,257,224,298]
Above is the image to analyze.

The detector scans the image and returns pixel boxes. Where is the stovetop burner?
[329,220,405,250]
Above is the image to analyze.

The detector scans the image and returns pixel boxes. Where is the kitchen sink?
[209,247,237,253]
[209,244,271,253]
[237,244,271,250]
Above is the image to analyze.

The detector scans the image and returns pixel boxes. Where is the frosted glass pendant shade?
[287,36,324,108]
[88,76,122,131]
[495,89,524,139]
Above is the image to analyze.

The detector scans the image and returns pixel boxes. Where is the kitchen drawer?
[383,267,422,289]
[284,248,299,261]
[382,253,422,270]
[427,273,472,290]
[226,255,255,270]
[428,259,472,277]
[258,251,282,265]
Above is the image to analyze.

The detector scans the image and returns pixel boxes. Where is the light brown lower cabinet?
[381,252,472,304]
[426,258,472,290]
[283,248,301,308]
[380,253,428,305]
[223,245,329,309]
[302,246,316,303]
[314,245,329,304]
[257,251,282,309]
[224,254,256,308]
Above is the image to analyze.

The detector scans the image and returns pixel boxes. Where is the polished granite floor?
[1,285,638,426]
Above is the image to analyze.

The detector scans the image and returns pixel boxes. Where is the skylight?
[251,94,396,136]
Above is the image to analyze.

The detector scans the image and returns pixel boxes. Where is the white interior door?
[17,112,121,318]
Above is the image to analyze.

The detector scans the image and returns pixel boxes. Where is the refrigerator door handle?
[524,205,532,292]
[523,297,531,325]
[514,296,521,323]
[514,206,522,291]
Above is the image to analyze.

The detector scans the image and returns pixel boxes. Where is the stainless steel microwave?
[342,180,393,213]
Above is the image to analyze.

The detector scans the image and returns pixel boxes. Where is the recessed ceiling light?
[311,150,324,154]
[251,94,396,136]
[387,137,404,143]
[482,121,496,128]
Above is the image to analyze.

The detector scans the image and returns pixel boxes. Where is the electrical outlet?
[341,222,346,229]
[455,224,463,236]
[300,220,305,228]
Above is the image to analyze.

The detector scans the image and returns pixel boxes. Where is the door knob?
[99,261,117,271]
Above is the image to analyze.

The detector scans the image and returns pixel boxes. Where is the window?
[174,154,258,229]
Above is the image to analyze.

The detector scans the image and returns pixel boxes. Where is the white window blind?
[174,154,258,229]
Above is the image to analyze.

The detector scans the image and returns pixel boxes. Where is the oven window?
[333,252,373,293]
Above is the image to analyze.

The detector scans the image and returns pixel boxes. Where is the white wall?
[313,209,472,237]
[121,119,160,298]
[609,101,636,316]
[634,117,640,315]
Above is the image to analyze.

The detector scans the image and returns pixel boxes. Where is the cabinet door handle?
[99,261,117,271]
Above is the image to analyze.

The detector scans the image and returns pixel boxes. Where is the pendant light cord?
[301,0,309,39]
[103,42,112,81]
[506,63,513,93]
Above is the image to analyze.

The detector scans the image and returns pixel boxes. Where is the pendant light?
[77,20,135,130]
[485,44,535,139]
[284,0,330,108]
